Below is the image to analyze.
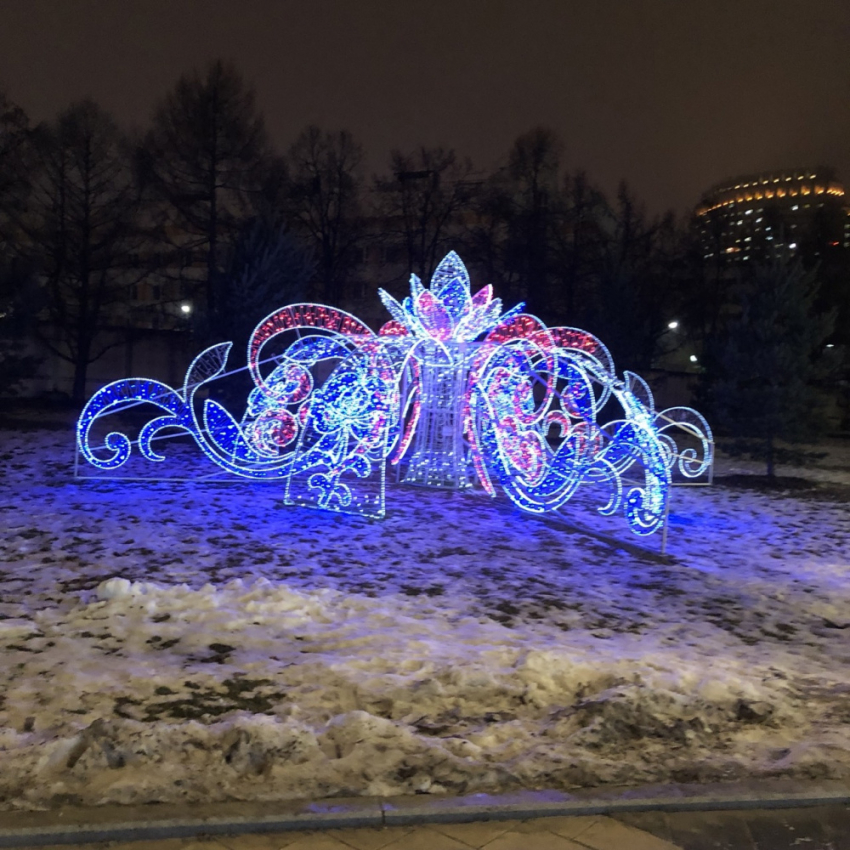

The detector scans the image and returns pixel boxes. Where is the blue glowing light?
[76,252,713,532]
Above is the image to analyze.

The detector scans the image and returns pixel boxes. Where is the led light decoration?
[77,252,712,533]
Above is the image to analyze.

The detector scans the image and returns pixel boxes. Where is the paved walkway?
[26,806,850,850]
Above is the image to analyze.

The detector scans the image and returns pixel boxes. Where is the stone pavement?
[16,806,850,850]
[620,806,850,849]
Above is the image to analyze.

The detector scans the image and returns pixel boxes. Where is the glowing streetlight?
[181,303,192,315]
[667,320,679,330]
[689,354,698,363]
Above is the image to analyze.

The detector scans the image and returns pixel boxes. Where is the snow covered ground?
[1,410,849,810]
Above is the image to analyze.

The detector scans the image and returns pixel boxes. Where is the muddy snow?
[1,412,849,810]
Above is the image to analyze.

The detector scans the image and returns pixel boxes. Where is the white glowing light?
[667,321,679,330]
[180,303,192,314]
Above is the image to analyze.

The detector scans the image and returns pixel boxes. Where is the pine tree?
[709,256,835,477]
[209,216,314,351]
[202,217,314,413]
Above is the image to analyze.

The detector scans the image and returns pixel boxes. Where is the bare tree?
[286,126,364,306]
[467,127,564,316]
[551,169,607,325]
[590,182,681,370]
[23,101,142,402]
[374,146,476,283]
[141,60,281,317]
[0,257,41,396]
[0,91,39,395]
[0,91,30,235]
[505,128,564,316]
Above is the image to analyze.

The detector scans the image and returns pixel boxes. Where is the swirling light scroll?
[77,252,712,533]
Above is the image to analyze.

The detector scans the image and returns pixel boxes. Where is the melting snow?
[0,413,849,809]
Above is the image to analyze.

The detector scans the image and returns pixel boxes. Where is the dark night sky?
[1,0,848,216]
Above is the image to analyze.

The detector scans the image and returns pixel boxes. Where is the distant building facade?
[694,167,850,262]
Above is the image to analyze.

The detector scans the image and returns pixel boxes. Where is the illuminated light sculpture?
[77,252,712,537]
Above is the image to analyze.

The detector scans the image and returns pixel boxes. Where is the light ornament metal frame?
[76,252,713,539]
